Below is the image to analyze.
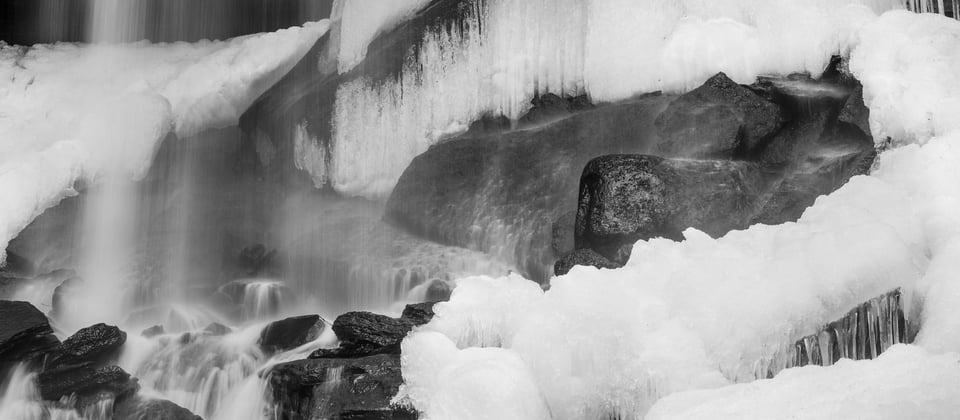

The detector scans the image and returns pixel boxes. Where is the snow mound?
[0,21,329,266]
[646,345,960,420]
[399,9,960,419]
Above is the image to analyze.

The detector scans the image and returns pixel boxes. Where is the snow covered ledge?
[0,21,330,265]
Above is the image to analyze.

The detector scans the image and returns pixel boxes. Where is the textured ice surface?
[399,9,960,418]
[646,345,960,420]
[0,21,328,266]
[332,0,433,73]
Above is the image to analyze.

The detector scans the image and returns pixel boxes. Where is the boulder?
[37,364,138,402]
[269,354,415,420]
[260,315,325,353]
[838,85,872,138]
[0,300,60,374]
[113,396,203,420]
[400,302,437,326]
[575,155,762,260]
[47,323,126,369]
[141,325,165,338]
[331,312,412,349]
[656,72,784,158]
[424,280,452,302]
[554,249,621,276]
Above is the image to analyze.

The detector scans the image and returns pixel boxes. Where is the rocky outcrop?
[113,396,203,420]
[554,249,622,276]
[400,302,437,326]
[270,354,416,420]
[0,300,60,375]
[575,155,762,261]
[260,314,326,353]
[656,72,785,158]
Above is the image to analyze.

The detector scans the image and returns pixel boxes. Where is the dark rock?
[575,155,762,260]
[113,395,203,420]
[387,94,672,282]
[141,325,165,338]
[37,364,138,402]
[551,211,577,256]
[0,300,60,374]
[51,275,83,320]
[518,93,571,126]
[400,302,436,326]
[270,354,415,420]
[838,85,871,138]
[466,113,511,135]
[554,249,621,276]
[238,244,278,276]
[332,312,412,349]
[656,72,785,158]
[260,315,325,353]
[204,322,232,336]
[48,323,126,369]
[424,280,452,302]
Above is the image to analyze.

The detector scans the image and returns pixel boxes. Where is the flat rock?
[37,364,138,402]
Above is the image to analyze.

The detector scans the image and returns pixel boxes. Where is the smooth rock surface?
[260,314,325,353]
[0,300,59,374]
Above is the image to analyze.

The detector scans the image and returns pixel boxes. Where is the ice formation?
[331,0,434,74]
[398,9,960,420]
[329,0,904,198]
[0,21,329,266]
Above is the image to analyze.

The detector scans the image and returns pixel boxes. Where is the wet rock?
[517,93,592,127]
[466,113,511,135]
[310,312,415,359]
[400,302,437,326]
[48,323,126,369]
[113,395,203,420]
[424,279,452,302]
[575,155,761,260]
[50,274,83,320]
[141,325,165,338]
[270,354,415,420]
[260,314,325,353]
[0,300,60,374]
[238,243,278,276]
[37,364,138,402]
[554,249,622,276]
[551,211,577,256]
[204,322,232,336]
[656,72,785,158]
[838,85,872,138]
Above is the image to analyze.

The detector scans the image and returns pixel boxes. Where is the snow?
[0,21,328,266]
[329,0,902,199]
[332,0,433,74]
[398,9,960,420]
[646,345,960,420]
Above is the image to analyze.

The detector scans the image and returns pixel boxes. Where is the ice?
[646,345,960,420]
[0,21,328,266]
[329,0,901,199]
[397,9,960,418]
[331,0,433,73]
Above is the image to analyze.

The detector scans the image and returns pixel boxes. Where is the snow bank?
[0,21,328,266]
[399,9,960,419]
[330,0,902,198]
[646,345,960,420]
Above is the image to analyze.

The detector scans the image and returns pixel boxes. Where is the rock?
[141,325,165,338]
[50,274,83,320]
[0,300,60,374]
[113,395,203,420]
[331,312,412,349]
[269,354,416,420]
[656,72,784,158]
[838,85,872,138]
[37,364,138,402]
[400,302,436,326]
[554,249,622,276]
[424,280,452,302]
[518,93,575,126]
[204,322,232,336]
[575,154,761,260]
[551,211,577,256]
[466,113,511,135]
[260,315,325,353]
[238,243,277,276]
[387,94,673,283]
[48,323,126,369]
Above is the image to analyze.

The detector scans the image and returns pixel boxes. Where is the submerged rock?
[47,323,126,369]
[260,314,326,353]
[424,280,452,302]
[270,354,415,420]
[0,300,60,374]
[656,72,784,158]
[204,322,232,336]
[575,155,761,260]
[113,395,203,420]
[554,249,622,276]
[141,325,165,338]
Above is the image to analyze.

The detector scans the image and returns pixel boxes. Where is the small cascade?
[0,365,111,420]
[792,289,909,368]
[217,279,293,321]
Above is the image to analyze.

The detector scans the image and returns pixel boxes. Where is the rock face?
[260,315,326,353]
[0,300,60,374]
[575,155,762,261]
[554,249,621,276]
[113,396,203,420]
[655,72,785,158]
[270,354,416,420]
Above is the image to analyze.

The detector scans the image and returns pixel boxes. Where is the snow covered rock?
[655,72,785,158]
